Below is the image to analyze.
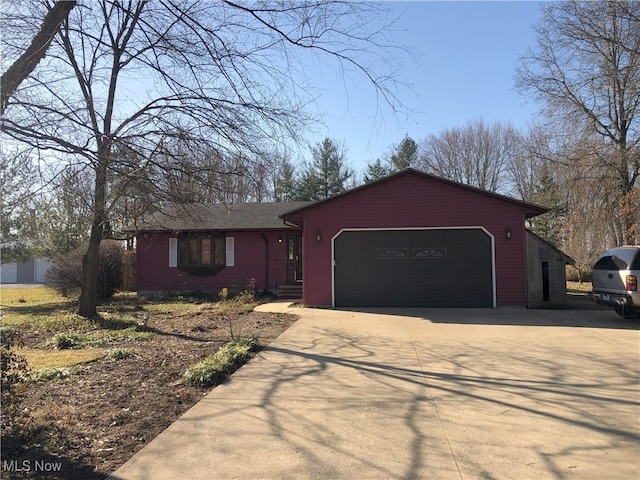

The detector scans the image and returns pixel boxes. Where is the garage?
[281,169,549,307]
[333,228,494,307]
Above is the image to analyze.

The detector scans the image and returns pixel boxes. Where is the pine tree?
[390,135,418,171]
[297,138,353,200]
[363,158,390,183]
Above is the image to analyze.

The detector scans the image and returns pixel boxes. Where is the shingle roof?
[135,201,312,232]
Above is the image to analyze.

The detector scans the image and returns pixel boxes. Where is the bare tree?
[1,1,405,316]
[515,1,640,244]
[0,0,76,115]
[417,119,518,193]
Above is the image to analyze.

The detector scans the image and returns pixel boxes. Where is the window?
[593,255,613,270]
[178,235,225,266]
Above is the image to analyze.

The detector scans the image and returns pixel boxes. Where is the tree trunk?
[78,225,101,317]
[78,153,108,317]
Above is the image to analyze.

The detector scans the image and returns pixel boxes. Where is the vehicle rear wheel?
[614,304,640,319]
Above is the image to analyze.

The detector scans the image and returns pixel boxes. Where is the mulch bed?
[1,307,297,480]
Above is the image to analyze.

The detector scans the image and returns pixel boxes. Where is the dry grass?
[567,281,592,293]
[20,347,106,371]
[0,286,70,306]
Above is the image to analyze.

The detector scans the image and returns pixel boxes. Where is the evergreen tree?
[363,135,418,183]
[363,158,390,183]
[295,167,323,201]
[297,138,353,200]
[390,135,418,170]
[527,163,566,245]
[274,158,298,202]
[0,151,38,262]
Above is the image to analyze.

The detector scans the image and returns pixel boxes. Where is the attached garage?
[280,169,550,308]
[333,228,494,307]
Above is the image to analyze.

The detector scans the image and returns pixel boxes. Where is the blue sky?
[302,1,543,172]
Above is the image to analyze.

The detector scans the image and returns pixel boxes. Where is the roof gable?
[526,230,575,265]
[281,169,548,222]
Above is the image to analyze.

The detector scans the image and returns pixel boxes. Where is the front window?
[178,235,225,266]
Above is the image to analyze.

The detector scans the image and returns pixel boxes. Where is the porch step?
[277,284,302,299]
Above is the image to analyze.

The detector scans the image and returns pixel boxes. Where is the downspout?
[260,231,269,293]
[522,215,529,308]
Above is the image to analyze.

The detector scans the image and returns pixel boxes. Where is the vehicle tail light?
[627,275,637,291]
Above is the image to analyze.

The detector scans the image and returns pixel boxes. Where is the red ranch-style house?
[134,169,573,308]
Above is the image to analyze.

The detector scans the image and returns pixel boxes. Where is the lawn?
[0,286,297,480]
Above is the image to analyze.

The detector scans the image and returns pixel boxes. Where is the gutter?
[282,219,301,229]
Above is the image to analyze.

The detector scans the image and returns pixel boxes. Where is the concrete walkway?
[109,304,640,480]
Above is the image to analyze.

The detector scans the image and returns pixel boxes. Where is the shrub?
[1,329,31,429]
[218,287,229,301]
[231,290,256,304]
[183,336,258,387]
[46,240,124,299]
[32,367,72,383]
[52,333,83,350]
[566,266,593,283]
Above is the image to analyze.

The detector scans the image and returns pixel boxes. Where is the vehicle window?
[610,256,628,270]
[593,255,613,270]
[630,250,640,270]
[611,248,639,271]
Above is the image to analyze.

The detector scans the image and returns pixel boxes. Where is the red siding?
[296,174,531,307]
[136,230,291,294]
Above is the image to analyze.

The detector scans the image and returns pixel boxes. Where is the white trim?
[168,238,178,268]
[331,226,496,308]
[226,237,235,267]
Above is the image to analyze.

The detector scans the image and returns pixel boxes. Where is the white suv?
[592,246,640,319]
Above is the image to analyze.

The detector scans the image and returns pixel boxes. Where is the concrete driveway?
[109,305,640,480]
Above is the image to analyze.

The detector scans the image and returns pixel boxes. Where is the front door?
[286,235,303,283]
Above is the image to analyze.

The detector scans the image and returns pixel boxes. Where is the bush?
[52,333,83,350]
[46,240,124,299]
[1,328,31,429]
[32,367,72,383]
[183,336,258,387]
[566,266,593,283]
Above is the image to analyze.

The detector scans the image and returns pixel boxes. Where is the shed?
[526,230,575,308]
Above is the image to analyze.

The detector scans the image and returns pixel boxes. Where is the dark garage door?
[334,229,493,307]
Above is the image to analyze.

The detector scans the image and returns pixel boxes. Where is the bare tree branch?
[0,0,76,115]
